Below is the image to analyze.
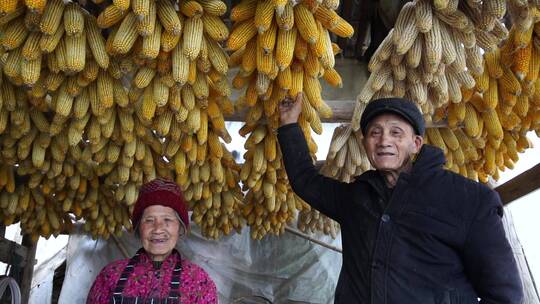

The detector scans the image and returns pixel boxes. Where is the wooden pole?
[111,234,130,259]
[284,226,342,253]
[19,235,37,304]
[495,164,540,205]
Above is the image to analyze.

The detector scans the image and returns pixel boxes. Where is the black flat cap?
[360,98,425,136]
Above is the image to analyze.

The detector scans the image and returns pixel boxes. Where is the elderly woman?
[87,178,217,304]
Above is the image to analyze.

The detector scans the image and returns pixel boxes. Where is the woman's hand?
[279,93,303,126]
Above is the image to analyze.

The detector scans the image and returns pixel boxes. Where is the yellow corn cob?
[202,13,229,42]
[482,109,503,139]
[228,19,258,51]
[463,103,480,138]
[514,95,529,118]
[132,0,150,18]
[254,0,273,33]
[294,4,319,44]
[172,41,189,84]
[230,0,256,22]
[200,0,227,16]
[240,39,256,74]
[137,0,156,36]
[426,128,447,153]
[424,17,442,73]
[207,38,228,75]
[329,16,354,38]
[183,17,203,60]
[112,12,138,54]
[64,3,84,36]
[393,2,417,55]
[499,66,522,95]
[141,22,161,59]
[22,31,41,60]
[414,0,432,33]
[314,6,339,29]
[439,128,459,150]
[275,28,296,70]
[514,26,534,49]
[85,15,110,69]
[258,19,276,54]
[484,49,503,79]
[512,42,531,81]
[475,29,498,52]
[153,77,169,107]
[21,57,41,85]
[473,65,489,93]
[56,84,74,116]
[97,69,114,108]
[161,27,181,52]
[141,85,156,121]
[404,34,422,68]
[323,67,342,88]
[112,0,130,11]
[39,0,64,35]
[156,0,182,35]
[1,18,28,50]
[277,1,293,30]
[23,0,46,12]
[97,4,126,28]
[525,44,540,83]
[483,77,498,109]
[133,66,155,88]
[180,1,203,18]
[439,22,456,65]
[65,33,86,73]
[4,48,22,78]
[294,34,309,62]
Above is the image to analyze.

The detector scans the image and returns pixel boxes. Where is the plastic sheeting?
[58,225,342,304]
[29,246,66,304]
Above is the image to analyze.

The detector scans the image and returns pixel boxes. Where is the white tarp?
[58,225,342,304]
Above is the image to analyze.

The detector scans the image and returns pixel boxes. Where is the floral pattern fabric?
[86,250,217,304]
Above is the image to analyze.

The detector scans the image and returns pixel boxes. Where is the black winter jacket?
[277,123,523,304]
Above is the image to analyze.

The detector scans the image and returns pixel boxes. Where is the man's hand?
[279,93,303,126]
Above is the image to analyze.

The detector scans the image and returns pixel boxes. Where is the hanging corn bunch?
[0,0,244,240]
[228,0,354,239]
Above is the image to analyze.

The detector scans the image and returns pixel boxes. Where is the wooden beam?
[495,164,540,205]
[225,99,357,123]
[0,237,28,266]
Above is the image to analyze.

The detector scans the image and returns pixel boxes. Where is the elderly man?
[277,94,523,304]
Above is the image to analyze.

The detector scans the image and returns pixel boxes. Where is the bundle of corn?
[0,0,243,240]
[95,0,245,239]
[351,0,509,131]
[320,118,371,182]
[426,16,540,183]
[228,0,353,239]
[297,208,340,238]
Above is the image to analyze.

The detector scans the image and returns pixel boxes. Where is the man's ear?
[413,135,423,153]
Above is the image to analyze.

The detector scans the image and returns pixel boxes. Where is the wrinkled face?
[363,113,423,172]
[139,205,182,261]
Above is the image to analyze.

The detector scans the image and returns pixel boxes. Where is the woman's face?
[139,205,182,261]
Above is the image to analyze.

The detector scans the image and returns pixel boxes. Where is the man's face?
[363,113,423,172]
[139,205,182,261]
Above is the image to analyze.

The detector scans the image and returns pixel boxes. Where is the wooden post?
[19,235,37,304]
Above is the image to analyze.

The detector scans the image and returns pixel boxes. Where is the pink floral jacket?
[86,250,217,303]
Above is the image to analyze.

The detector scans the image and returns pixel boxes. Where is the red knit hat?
[131,178,189,230]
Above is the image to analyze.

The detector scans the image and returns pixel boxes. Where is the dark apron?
[109,248,183,304]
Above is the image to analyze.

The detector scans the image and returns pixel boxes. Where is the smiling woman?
[86,178,217,304]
